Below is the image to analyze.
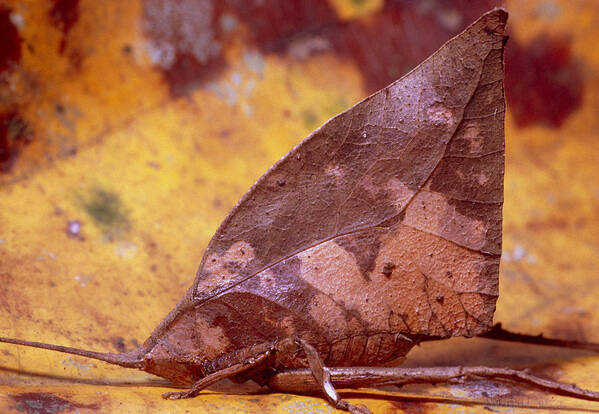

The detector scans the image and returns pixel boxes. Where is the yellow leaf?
[2,0,599,412]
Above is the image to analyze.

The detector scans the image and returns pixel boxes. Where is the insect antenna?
[0,336,145,368]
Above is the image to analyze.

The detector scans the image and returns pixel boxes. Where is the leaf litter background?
[1,0,599,413]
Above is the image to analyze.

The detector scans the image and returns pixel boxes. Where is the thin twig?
[269,366,599,402]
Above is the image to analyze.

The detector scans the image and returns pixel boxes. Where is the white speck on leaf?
[512,244,526,261]
[9,12,24,29]
[219,13,238,32]
[116,241,138,259]
[243,51,265,77]
[74,274,94,287]
[62,357,91,373]
[67,220,81,236]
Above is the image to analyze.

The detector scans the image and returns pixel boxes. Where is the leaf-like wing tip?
[480,8,508,35]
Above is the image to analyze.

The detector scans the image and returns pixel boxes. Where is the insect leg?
[294,337,370,414]
[478,323,599,352]
[162,348,272,400]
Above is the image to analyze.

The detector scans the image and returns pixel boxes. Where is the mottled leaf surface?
[188,9,506,368]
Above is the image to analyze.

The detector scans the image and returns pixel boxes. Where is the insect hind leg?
[293,337,370,414]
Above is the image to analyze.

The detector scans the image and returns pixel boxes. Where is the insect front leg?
[162,346,273,400]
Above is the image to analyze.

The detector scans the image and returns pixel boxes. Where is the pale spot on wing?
[403,190,487,251]
[204,241,255,271]
[298,242,389,331]
[257,269,277,291]
[471,219,486,240]
[226,241,255,264]
[385,177,415,210]
[196,317,232,360]
[371,231,441,335]
[374,224,498,335]
[358,174,379,198]
[295,224,495,338]
[427,104,457,128]
[199,241,256,295]
[476,173,489,185]
[307,294,351,340]
[324,164,344,182]
[463,123,483,153]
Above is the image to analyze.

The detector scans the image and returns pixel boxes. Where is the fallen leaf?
[2,1,599,413]
[180,8,506,369]
[6,8,509,410]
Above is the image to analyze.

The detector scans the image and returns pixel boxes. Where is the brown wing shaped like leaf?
[190,9,506,367]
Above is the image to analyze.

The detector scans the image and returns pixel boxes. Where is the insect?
[1,8,599,413]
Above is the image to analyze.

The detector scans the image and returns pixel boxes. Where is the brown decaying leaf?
[143,7,506,383]
[0,7,512,412]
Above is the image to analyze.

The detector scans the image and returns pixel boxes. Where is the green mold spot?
[80,187,129,239]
